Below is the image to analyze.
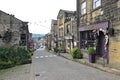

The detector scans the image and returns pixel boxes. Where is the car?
[40,46,44,48]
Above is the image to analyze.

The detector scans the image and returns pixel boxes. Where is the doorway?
[97,31,105,57]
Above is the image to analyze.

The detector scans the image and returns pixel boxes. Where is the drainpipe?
[76,0,80,48]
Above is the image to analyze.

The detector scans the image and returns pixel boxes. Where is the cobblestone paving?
[0,64,31,80]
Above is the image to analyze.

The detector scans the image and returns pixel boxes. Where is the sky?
[0,0,76,34]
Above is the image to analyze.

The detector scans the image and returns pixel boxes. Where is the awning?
[79,22,108,31]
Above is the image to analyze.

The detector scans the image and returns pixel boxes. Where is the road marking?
[35,56,39,58]
[53,55,57,57]
[45,56,48,57]
[49,55,53,57]
[35,55,57,59]
[40,56,44,58]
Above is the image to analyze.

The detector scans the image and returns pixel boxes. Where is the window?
[81,2,86,15]
[20,34,26,46]
[21,34,26,40]
[59,28,63,37]
[93,0,101,9]
[67,24,71,33]
[80,31,95,50]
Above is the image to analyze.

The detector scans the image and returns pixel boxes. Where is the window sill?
[80,13,87,17]
[91,6,102,13]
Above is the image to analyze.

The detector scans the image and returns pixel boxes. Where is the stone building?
[28,33,34,50]
[45,33,52,50]
[77,0,120,69]
[102,0,120,69]
[64,11,77,53]
[0,10,29,49]
[57,9,77,53]
[57,9,66,49]
[50,19,58,50]
[19,22,29,49]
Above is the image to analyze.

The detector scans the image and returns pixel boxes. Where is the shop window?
[80,31,95,50]
[93,0,101,9]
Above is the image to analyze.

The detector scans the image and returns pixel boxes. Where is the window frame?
[80,31,95,50]
[93,0,101,9]
[67,24,71,34]
[81,1,86,15]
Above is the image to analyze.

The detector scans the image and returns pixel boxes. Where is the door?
[97,31,109,63]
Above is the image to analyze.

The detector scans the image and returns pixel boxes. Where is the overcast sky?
[0,0,76,34]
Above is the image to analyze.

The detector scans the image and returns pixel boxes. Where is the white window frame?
[81,2,86,15]
[67,24,71,33]
[93,0,101,9]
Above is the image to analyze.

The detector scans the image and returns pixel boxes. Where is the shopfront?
[79,21,109,63]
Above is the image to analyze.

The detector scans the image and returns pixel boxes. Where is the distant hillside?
[32,34,45,39]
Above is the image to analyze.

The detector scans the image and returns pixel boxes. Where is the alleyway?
[0,48,120,80]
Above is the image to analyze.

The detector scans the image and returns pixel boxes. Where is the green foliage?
[53,47,66,53]
[61,47,66,53]
[0,61,13,69]
[0,47,33,69]
[88,47,95,54]
[28,52,33,58]
[53,47,58,53]
[71,47,83,59]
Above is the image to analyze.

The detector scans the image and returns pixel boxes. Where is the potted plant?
[88,47,95,63]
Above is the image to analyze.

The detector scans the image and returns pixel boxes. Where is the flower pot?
[88,54,95,63]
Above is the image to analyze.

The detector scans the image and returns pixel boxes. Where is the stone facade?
[77,0,120,69]
[57,10,65,47]
[57,10,66,49]
[51,19,58,50]
[45,33,52,50]
[102,0,120,69]
[64,11,77,53]
[57,9,76,53]
[0,10,29,49]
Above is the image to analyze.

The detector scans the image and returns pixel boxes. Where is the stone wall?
[0,10,28,48]
[109,25,120,69]
[103,0,120,69]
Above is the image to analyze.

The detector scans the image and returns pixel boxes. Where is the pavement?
[50,51,120,76]
[0,64,31,80]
